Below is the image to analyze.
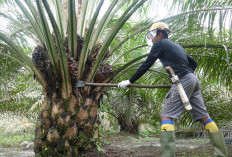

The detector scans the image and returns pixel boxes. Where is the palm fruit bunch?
[32,45,56,98]
[64,35,84,61]
[32,45,48,71]
[67,57,78,84]
[32,45,55,84]
[94,64,113,83]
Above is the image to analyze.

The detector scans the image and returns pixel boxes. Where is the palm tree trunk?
[118,117,139,134]
[34,90,100,156]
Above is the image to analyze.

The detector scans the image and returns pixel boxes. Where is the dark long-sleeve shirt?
[129,39,193,83]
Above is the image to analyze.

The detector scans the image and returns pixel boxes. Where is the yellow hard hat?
[149,22,169,31]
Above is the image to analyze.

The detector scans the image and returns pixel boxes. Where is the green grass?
[0,131,34,147]
[130,135,157,143]
[0,112,36,148]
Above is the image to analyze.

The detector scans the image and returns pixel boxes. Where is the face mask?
[146,39,153,47]
[145,29,157,46]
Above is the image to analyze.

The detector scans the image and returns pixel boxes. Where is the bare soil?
[0,132,231,157]
[86,132,232,157]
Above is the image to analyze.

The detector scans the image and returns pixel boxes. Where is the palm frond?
[42,0,71,98]
[89,0,119,51]
[77,0,89,36]
[97,0,125,39]
[0,12,34,39]
[53,0,67,38]
[87,0,147,83]
[109,24,151,55]
[36,0,60,76]
[78,0,104,79]
[24,0,43,36]
[0,51,31,72]
[0,33,47,87]
[111,44,148,66]
[15,0,44,45]
[113,53,148,80]
[67,0,77,57]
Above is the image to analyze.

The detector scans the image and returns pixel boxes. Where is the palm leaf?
[67,0,77,57]
[24,0,43,36]
[77,0,88,36]
[78,0,104,79]
[97,0,125,39]
[113,53,149,80]
[0,33,47,87]
[89,0,119,51]
[15,0,44,45]
[111,44,148,66]
[0,12,34,38]
[53,0,67,38]
[42,0,71,98]
[109,24,151,55]
[87,0,147,83]
[0,49,31,72]
[36,0,60,76]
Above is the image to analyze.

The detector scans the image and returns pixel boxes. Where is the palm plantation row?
[0,0,231,156]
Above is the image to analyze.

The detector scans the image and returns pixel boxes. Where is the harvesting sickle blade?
[75,80,86,87]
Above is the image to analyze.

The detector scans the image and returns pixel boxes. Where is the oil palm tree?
[0,0,149,155]
[0,0,232,156]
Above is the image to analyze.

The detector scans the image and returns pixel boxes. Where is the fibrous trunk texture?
[34,92,100,156]
[32,34,112,156]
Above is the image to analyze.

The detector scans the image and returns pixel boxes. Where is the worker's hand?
[118,80,131,88]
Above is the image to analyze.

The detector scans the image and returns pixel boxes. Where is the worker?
[118,22,228,157]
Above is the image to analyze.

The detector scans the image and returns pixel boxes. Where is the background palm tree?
[103,0,232,133]
[0,0,232,156]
